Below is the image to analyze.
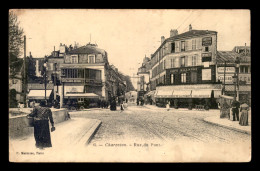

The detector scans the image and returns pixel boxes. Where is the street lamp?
[235,57,240,101]
[43,59,48,105]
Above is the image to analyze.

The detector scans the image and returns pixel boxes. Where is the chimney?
[245,43,247,55]
[170,29,178,37]
[161,36,165,44]
[189,24,192,31]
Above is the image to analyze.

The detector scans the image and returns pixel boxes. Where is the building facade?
[149,26,221,108]
[216,45,251,105]
[137,56,151,98]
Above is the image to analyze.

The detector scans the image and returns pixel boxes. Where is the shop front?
[155,84,221,109]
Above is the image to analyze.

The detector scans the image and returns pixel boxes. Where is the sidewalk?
[9,118,102,162]
[203,111,251,134]
[144,104,251,134]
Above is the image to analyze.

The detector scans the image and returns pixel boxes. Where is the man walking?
[231,98,240,121]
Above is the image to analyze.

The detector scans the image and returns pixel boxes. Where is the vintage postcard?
[8,9,251,162]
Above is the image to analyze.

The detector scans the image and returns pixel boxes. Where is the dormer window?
[71,55,78,63]
[88,55,95,64]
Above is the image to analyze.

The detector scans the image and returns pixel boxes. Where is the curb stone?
[203,117,251,135]
[77,120,102,146]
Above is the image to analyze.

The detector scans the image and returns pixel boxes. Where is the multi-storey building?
[150,25,222,108]
[216,45,251,105]
[137,56,151,98]
[59,43,109,105]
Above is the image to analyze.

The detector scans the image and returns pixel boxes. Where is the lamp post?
[43,60,48,104]
[235,57,240,101]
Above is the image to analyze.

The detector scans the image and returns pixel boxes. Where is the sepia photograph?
[8,9,251,162]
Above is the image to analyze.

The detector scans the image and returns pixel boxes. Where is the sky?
[12,9,250,81]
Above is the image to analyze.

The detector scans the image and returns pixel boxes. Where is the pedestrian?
[27,100,55,149]
[231,98,240,121]
[166,101,170,111]
[220,100,230,119]
[120,101,124,112]
[239,101,249,126]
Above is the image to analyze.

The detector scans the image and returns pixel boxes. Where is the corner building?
[59,43,109,105]
[151,27,221,108]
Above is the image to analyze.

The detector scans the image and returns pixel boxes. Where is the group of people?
[220,98,250,126]
[97,100,109,109]
[136,97,144,106]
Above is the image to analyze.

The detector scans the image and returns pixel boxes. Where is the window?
[240,66,244,73]
[191,72,197,83]
[71,55,78,63]
[171,74,174,84]
[88,55,95,64]
[181,73,186,83]
[248,77,251,82]
[205,46,209,52]
[192,55,197,66]
[163,60,166,69]
[245,66,248,73]
[12,79,17,84]
[175,41,179,52]
[192,39,196,50]
[181,57,185,67]
[61,69,66,76]
[171,43,175,53]
[244,77,247,81]
[181,41,185,51]
[171,59,174,68]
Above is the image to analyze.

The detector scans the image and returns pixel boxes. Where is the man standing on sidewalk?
[231,99,240,121]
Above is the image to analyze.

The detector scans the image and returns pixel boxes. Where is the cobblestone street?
[70,105,250,144]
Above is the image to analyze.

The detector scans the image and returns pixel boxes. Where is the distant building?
[216,45,251,105]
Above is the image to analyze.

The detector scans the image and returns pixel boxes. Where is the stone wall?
[9,108,69,139]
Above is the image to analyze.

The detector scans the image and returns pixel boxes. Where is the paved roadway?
[70,105,250,145]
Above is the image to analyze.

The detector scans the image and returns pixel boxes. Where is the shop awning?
[155,90,174,98]
[213,90,222,98]
[192,90,212,98]
[172,90,192,98]
[65,93,99,98]
[27,90,52,99]
[146,91,155,96]
[64,86,84,94]
[219,95,234,100]
[155,86,175,98]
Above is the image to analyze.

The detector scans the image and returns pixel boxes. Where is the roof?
[66,44,106,55]
[216,51,239,63]
[167,30,217,41]
[217,51,251,64]
[152,30,217,58]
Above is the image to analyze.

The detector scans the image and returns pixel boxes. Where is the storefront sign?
[169,69,179,73]
[218,74,234,84]
[202,37,212,46]
[217,67,235,73]
[180,67,198,72]
[170,67,199,73]
[202,69,212,80]
[202,52,212,62]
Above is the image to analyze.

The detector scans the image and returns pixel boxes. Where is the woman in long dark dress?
[239,102,249,126]
[28,101,55,149]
